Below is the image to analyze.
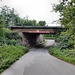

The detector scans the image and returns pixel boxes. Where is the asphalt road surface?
[1,40,75,75]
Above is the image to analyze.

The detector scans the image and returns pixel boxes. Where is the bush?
[0,28,22,46]
[56,32,75,49]
[6,39,17,45]
[49,46,75,64]
[44,37,55,39]
[4,28,22,40]
[0,45,28,73]
[0,38,17,46]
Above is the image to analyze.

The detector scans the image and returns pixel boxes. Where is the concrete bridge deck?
[8,26,62,34]
[8,26,62,29]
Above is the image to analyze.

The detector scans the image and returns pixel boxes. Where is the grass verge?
[49,46,75,65]
[44,37,55,39]
[0,44,29,74]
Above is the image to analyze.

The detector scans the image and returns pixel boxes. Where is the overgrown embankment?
[49,0,75,65]
[49,46,75,65]
[0,28,29,74]
[0,44,28,73]
[49,33,75,65]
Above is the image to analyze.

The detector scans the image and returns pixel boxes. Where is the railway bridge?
[8,26,62,46]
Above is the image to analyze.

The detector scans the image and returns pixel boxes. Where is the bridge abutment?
[23,33,44,46]
[36,34,44,44]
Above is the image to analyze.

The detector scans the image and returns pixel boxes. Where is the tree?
[0,6,16,26]
[32,20,37,26]
[0,6,47,27]
[0,15,5,37]
[38,21,46,26]
[0,15,5,25]
[53,0,75,48]
[14,15,24,26]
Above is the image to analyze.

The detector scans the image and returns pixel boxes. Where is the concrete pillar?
[18,32,26,46]
[36,34,44,44]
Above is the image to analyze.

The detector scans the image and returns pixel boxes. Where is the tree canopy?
[53,0,75,48]
[0,5,46,27]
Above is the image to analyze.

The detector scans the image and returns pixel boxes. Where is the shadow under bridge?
[23,33,44,46]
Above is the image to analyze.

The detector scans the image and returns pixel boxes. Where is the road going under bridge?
[8,26,62,46]
[3,26,75,75]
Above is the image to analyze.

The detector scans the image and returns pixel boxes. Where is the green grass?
[0,44,28,74]
[49,47,75,65]
[40,40,47,44]
[44,37,55,39]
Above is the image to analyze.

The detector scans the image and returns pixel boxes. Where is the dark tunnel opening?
[23,33,40,46]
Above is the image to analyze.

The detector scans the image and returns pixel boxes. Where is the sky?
[0,0,60,26]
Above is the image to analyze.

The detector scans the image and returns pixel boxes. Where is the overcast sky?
[0,0,60,26]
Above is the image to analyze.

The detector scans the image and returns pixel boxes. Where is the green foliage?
[0,6,15,26]
[49,47,75,64]
[0,45,28,73]
[0,15,5,25]
[0,38,16,45]
[0,6,29,74]
[52,0,75,49]
[43,28,65,41]
[0,28,22,46]
[0,15,5,37]
[44,37,55,39]
[44,34,55,37]
[4,28,22,40]
[23,19,36,26]
[38,21,46,26]
[5,39,16,45]
[0,28,4,37]
[53,1,66,13]
[56,31,75,48]
[0,5,46,26]
[15,16,46,26]
[15,15,24,26]
[49,0,75,65]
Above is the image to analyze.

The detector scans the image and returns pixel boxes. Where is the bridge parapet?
[8,26,62,34]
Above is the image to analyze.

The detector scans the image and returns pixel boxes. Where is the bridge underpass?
[8,26,62,46]
[23,33,38,46]
[3,26,75,75]
[23,33,51,46]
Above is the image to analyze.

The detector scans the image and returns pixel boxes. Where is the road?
[1,40,75,75]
